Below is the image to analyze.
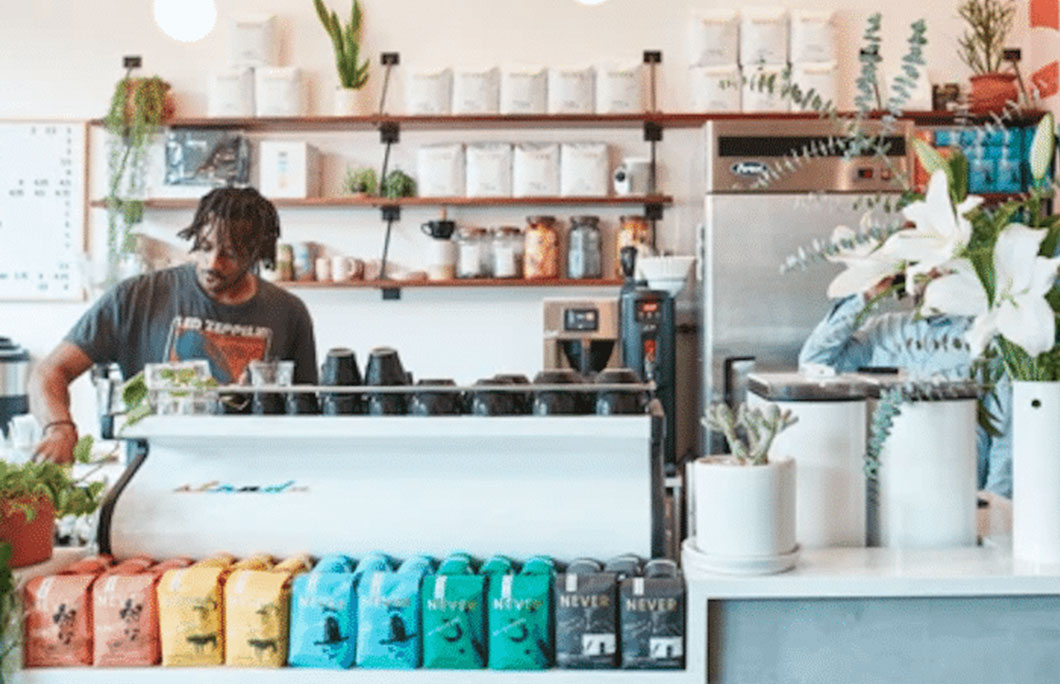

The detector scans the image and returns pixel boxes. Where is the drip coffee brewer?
[542,298,620,377]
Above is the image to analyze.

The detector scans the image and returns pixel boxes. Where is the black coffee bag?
[619,574,685,669]
[554,570,618,669]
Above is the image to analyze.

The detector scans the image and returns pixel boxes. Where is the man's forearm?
[29,360,75,427]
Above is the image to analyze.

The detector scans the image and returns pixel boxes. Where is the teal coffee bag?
[487,566,553,670]
[355,557,432,669]
[422,572,487,668]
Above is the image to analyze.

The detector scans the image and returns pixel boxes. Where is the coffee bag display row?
[690,8,836,66]
[208,66,309,118]
[690,62,837,113]
[23,555,115,667]
[406,65,644,115]
[418,142,610,198]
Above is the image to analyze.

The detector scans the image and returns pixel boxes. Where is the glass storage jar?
[616,215,650,275]
[491,226,523,279]
[524,215,559,279]
[567,215,603,279]
[456,226,489,278]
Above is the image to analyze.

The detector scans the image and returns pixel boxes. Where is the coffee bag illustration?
[356,557,433,669]
[288,555,360,669]
[224,558,308,667]
[93,557,192,666]
[422,553,487,669]
[23,555,114,667]
[487,564,554,670]
[619,570,685,669]
[555,560,619,669]
[157,559,233,666]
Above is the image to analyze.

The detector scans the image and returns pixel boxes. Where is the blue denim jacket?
[799,296,1012,498]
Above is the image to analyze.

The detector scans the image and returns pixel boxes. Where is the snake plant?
[313,0,370,89]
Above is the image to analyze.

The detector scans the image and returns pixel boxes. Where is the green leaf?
[73,435,94,464]
[122,371,147,408]
[949,151,970,202]
[1030,111,1056,182]
[912,137,953,188]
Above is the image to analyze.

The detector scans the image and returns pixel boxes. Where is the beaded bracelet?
[42,420,77,434]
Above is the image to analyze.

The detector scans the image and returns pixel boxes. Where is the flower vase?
[1012,381,1060,564]
[334,87,370,116]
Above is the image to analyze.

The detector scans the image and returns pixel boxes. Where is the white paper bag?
[417,144,465,197]
[560,143,610,197]
[690,9,740,67]
[406,68,452,115]
[209,67,255,117]
[254,67,307,117]
[740,7,789,66]
[453,67,500,114]
[790,10,835,63]
[596,62,644,114]
[513,143,560,196]
[501,65,548,114]
[228,14,279,67]
[791,62,836,111]
[742,65,791,113]
[465,143,513,197]
[548,67,595,114]
[690,64,742,112]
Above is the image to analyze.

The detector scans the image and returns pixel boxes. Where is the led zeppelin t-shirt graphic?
[164,315,273,384]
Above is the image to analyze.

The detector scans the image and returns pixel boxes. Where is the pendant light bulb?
[154,0,217,43]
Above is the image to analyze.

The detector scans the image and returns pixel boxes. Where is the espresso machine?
[0,336,30,438]
[618,248,677,470]
[542,299,621,375]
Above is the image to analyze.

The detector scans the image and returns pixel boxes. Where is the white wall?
[0,0,1021,433]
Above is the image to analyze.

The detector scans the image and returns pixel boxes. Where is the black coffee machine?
[619,248,677,471]
[0,337,30,438]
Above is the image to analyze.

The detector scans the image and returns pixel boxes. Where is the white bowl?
[636,256,695,296]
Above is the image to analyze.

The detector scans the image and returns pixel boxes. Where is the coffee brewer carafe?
[542,299,621,376]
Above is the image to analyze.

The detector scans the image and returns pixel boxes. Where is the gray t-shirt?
[65,264,317,385]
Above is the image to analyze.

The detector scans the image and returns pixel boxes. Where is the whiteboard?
[0,121,86,300]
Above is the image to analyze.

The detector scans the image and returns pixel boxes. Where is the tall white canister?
[1012,381,1060,564]
[867,379,979,549]
[747,372,868,548]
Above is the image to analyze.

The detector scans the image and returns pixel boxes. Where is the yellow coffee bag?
[157,566,229,666]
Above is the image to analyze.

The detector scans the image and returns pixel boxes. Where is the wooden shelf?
[89,195,672,209]
[277,277,623,290]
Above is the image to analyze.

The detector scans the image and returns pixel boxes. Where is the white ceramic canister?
[1012,381,1060,564]
[747,372,869,548]
[869,380,979,549]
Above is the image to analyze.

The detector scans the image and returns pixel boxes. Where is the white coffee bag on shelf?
[406,68,452,115]
[209,67,255,117]
[596,62,645,114]
[548,67,596,114]
[500,65,548,114]
[791,62,837,111]
[790,10,836,63]
[259,141,321,198]
[465,143,513,197]
[740,8,789,67]
[255,67,307,117]
[689,64,742,112]
[453,67,500,114]
[742,65,791,113]
[417,144,465,197]
[513,143,561,196]
[690,9,740,67]
[228,14,279,67]
[560,143,610,197]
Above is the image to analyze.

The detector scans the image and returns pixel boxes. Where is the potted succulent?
[957,0,1019,113]
[691,403,798,574]
[314,0,371,116]
[343,166,378,196]
[103,74,173,283]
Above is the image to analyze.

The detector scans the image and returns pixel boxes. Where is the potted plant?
[0,543,13,682]
[957,0,1019,113]
[313,0,371,116]
[343,166,378,196]
[103,74,173,283]
[690,403,798,574]
[381,169,416,199]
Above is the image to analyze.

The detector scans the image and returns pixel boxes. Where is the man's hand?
[34,424,78,465]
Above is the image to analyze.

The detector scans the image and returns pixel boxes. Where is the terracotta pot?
[0,495,55,568]
[970,72,1020,114]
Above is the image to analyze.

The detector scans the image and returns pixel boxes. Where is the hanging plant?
[102,75,172,282]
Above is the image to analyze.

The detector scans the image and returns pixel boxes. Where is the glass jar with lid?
[524,215,559,279]
[491,226,523,279]
[567,215,603,279]
[456,226,489,278]
[616,215,651,276]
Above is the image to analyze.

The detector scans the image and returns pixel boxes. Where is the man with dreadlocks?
[29,187,318,463]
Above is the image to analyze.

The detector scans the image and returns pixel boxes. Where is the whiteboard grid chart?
[0,121,86,300]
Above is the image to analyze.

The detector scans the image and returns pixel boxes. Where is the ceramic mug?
[421,219,456,239]
[332,255,352,282]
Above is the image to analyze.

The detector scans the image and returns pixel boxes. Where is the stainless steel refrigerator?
[697,118,912,453]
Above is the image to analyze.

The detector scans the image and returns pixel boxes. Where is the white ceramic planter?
[691,456,796,562]
[1012,381,1060,564]
[334,86,370,116]
[748,394,866,548]
[875,399,978,548]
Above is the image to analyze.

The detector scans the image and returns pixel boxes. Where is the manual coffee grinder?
[618,247,677,470]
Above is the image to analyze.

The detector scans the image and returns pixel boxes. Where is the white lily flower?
[966,224,1060,357]
[825,225,904,299]
[885,170,983,280]
[922,258,989,317]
